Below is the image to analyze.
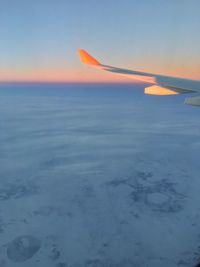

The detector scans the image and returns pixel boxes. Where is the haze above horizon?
[0,0,200,83]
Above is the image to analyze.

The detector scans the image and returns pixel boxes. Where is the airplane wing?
[78,49,200,106]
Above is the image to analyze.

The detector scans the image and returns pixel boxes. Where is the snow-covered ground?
[0,84,200,267]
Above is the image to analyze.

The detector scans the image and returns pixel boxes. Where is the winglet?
[78,49,101,66]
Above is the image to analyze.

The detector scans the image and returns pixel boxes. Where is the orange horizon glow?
[0,68,143,83]
[0,63,200,83]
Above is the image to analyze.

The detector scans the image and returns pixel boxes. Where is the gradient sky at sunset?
[0,0,200,82]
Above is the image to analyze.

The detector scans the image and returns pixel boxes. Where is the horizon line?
[0,80,145,85]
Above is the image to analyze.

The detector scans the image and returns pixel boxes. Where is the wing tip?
[78,49,101,66]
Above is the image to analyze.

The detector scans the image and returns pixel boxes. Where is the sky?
[0,0,200,83]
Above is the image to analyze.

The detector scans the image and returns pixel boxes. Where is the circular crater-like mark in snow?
[129,178,185,213]
[7,235,41,262]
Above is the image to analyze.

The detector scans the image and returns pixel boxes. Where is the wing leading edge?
[78,49,200,105]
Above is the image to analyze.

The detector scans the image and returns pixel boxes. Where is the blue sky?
[0,0,199,82]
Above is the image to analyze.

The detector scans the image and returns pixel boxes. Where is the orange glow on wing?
[145,85,178,95]
[78,49,100,66]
